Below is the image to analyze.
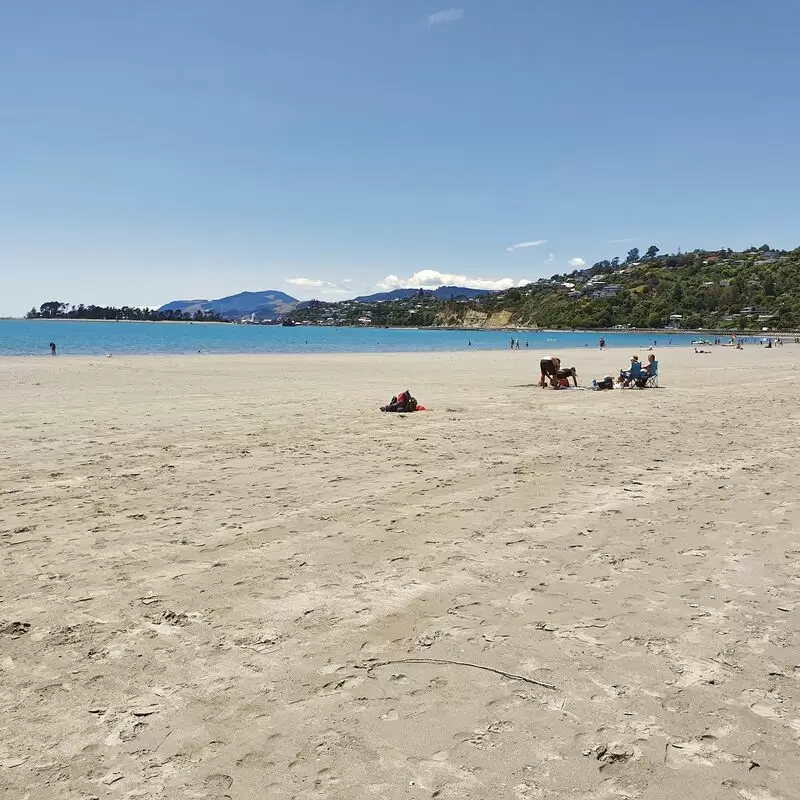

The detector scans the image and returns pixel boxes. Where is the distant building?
[667,314,683,329]
[590,284,623,299]
[740,306,769,315]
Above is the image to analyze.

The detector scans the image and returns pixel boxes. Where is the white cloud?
[606,238,637,244]
[428,8,463,25]
[506,239,547,252]
[544,253,555,265]
[286,277,326,288]
[517,279,532,287]
[568,257,586,267]
[341,278,352,284]
[377,270,514,292]
[285,277,350,296]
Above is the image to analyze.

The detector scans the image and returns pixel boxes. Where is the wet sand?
[1,347,798,800]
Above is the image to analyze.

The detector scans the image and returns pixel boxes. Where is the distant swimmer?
[49,341,56,355]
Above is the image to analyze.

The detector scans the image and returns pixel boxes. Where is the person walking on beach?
[599,337,606,350]
[49,341,57,355]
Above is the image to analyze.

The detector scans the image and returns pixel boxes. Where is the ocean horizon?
[0,318,718,356]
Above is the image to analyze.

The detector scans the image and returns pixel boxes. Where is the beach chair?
[634,361,658,388]
[621,361,642,388]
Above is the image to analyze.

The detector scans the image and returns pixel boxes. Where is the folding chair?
[634,362,659,388]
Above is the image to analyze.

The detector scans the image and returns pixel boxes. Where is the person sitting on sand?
[618,355,642,387]
[554,366,578,388]
[539,356,561,388]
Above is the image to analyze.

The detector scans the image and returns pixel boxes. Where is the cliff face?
[436,309,517,328]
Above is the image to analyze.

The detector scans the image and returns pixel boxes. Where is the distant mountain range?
[354,286,494,303]
[159,291,299,319]
[159,286,493,319]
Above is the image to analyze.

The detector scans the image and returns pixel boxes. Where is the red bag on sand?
[415,405,426,411]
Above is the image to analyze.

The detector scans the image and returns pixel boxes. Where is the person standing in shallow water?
[49,342,56,355]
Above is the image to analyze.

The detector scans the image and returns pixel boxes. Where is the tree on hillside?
[645,245,660,260]
[626,247,640,264]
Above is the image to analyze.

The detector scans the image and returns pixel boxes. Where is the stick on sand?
[361,657,558,690]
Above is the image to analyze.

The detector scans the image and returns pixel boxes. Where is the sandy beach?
[1,347,798,800]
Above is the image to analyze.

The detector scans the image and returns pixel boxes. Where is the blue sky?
[2,0,799,314]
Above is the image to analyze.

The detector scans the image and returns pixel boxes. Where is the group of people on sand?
[538,352,658,391]
[383,348,660,412]
[617,353,657,387]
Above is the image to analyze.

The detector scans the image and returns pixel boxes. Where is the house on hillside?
[667,314,683,329]
[740,306,770,316]
[590,284,623,299]
[755,251,784,265]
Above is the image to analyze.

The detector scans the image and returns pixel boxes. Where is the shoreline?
[6,319,798,335]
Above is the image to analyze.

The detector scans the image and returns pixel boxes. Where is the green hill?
[284,245,800,331]
[452,245,799,331]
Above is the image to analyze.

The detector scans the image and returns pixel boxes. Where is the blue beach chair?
[634,360,658,388]
[620,359,642,387]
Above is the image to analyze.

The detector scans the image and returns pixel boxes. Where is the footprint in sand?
[750,701,782,719]
[204,774,233,791]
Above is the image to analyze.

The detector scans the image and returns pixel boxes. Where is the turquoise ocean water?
[0,319,702,356]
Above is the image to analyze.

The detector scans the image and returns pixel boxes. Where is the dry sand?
[1,346,799,800]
